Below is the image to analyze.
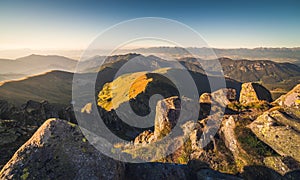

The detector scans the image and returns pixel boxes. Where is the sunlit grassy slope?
[98,72,153,111]
[97,67,241,111]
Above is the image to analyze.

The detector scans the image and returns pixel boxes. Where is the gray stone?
[0,119,125,180]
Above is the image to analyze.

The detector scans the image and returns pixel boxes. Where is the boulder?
[199,88,236,105]
[211,88,237,106]
[221,116,252,170]
[154,96,181,139]
[0,119,125,179]
[239,83,272,104]
[153,96,199,140]
[275,84,300,108]
[249,110,300,162]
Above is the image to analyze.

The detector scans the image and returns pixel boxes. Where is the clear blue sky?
[0,0,300,49]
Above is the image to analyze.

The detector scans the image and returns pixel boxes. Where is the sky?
[0,0,300,53]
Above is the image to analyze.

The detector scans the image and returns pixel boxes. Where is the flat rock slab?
[249,110,300,162]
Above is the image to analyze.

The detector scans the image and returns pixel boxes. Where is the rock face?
[249,109,300,162]
[0,100,76,126]
[0,119,125,180]
[275,84,300,108]
[0,100,76,170]
[239,82,272,104]
[0,119,37,170]
[154,96,181,139]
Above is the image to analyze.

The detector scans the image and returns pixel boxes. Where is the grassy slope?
[0,71,73,106]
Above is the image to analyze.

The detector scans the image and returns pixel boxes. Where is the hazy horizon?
[1,46,300,60]
[1,0,300,51]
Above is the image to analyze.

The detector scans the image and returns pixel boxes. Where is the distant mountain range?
[179,57,300,98]
[125,47,300,66]
[0,55,77,81]
[0,53,299,106]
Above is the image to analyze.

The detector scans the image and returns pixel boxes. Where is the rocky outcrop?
[154,96,181,139]
[0,119,37,169]
[133,130,155,145]
[263,156,300,175]
[135,96,199,143]
[199,88,236,105]
[0,118,247,180]
[0,100,12,118]
[2,105,300,179]
[249,109,300,162]
[221,116,252,171]
[239,82,272,104]
[275,84,300,108]
[0,100,76,125]
[0,119,125,179]
[211,88,237,106]
[0,100,76,170]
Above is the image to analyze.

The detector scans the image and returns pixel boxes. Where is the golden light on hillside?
[97,72,153,111]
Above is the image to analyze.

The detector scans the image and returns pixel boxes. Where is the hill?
[0,71,73,106]
[0,55,77,81]
[179,57,300,99]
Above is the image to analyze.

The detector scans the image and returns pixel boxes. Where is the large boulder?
[275,84,300,108]
[154,96,181,139]
[0,119,125,179]
[221,116,253,171]
[239,82,272,104]
[154,96,199,140]
[249,109,300,162]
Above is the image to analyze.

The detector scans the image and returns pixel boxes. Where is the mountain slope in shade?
[179,57,300,99]
[0,71,73,106]
[1,53,299,106]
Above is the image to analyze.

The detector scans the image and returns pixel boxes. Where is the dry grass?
[97,72,153,111]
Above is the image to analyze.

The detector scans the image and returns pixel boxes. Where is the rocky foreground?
[1,118,298,180]
[0,82,300,179]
